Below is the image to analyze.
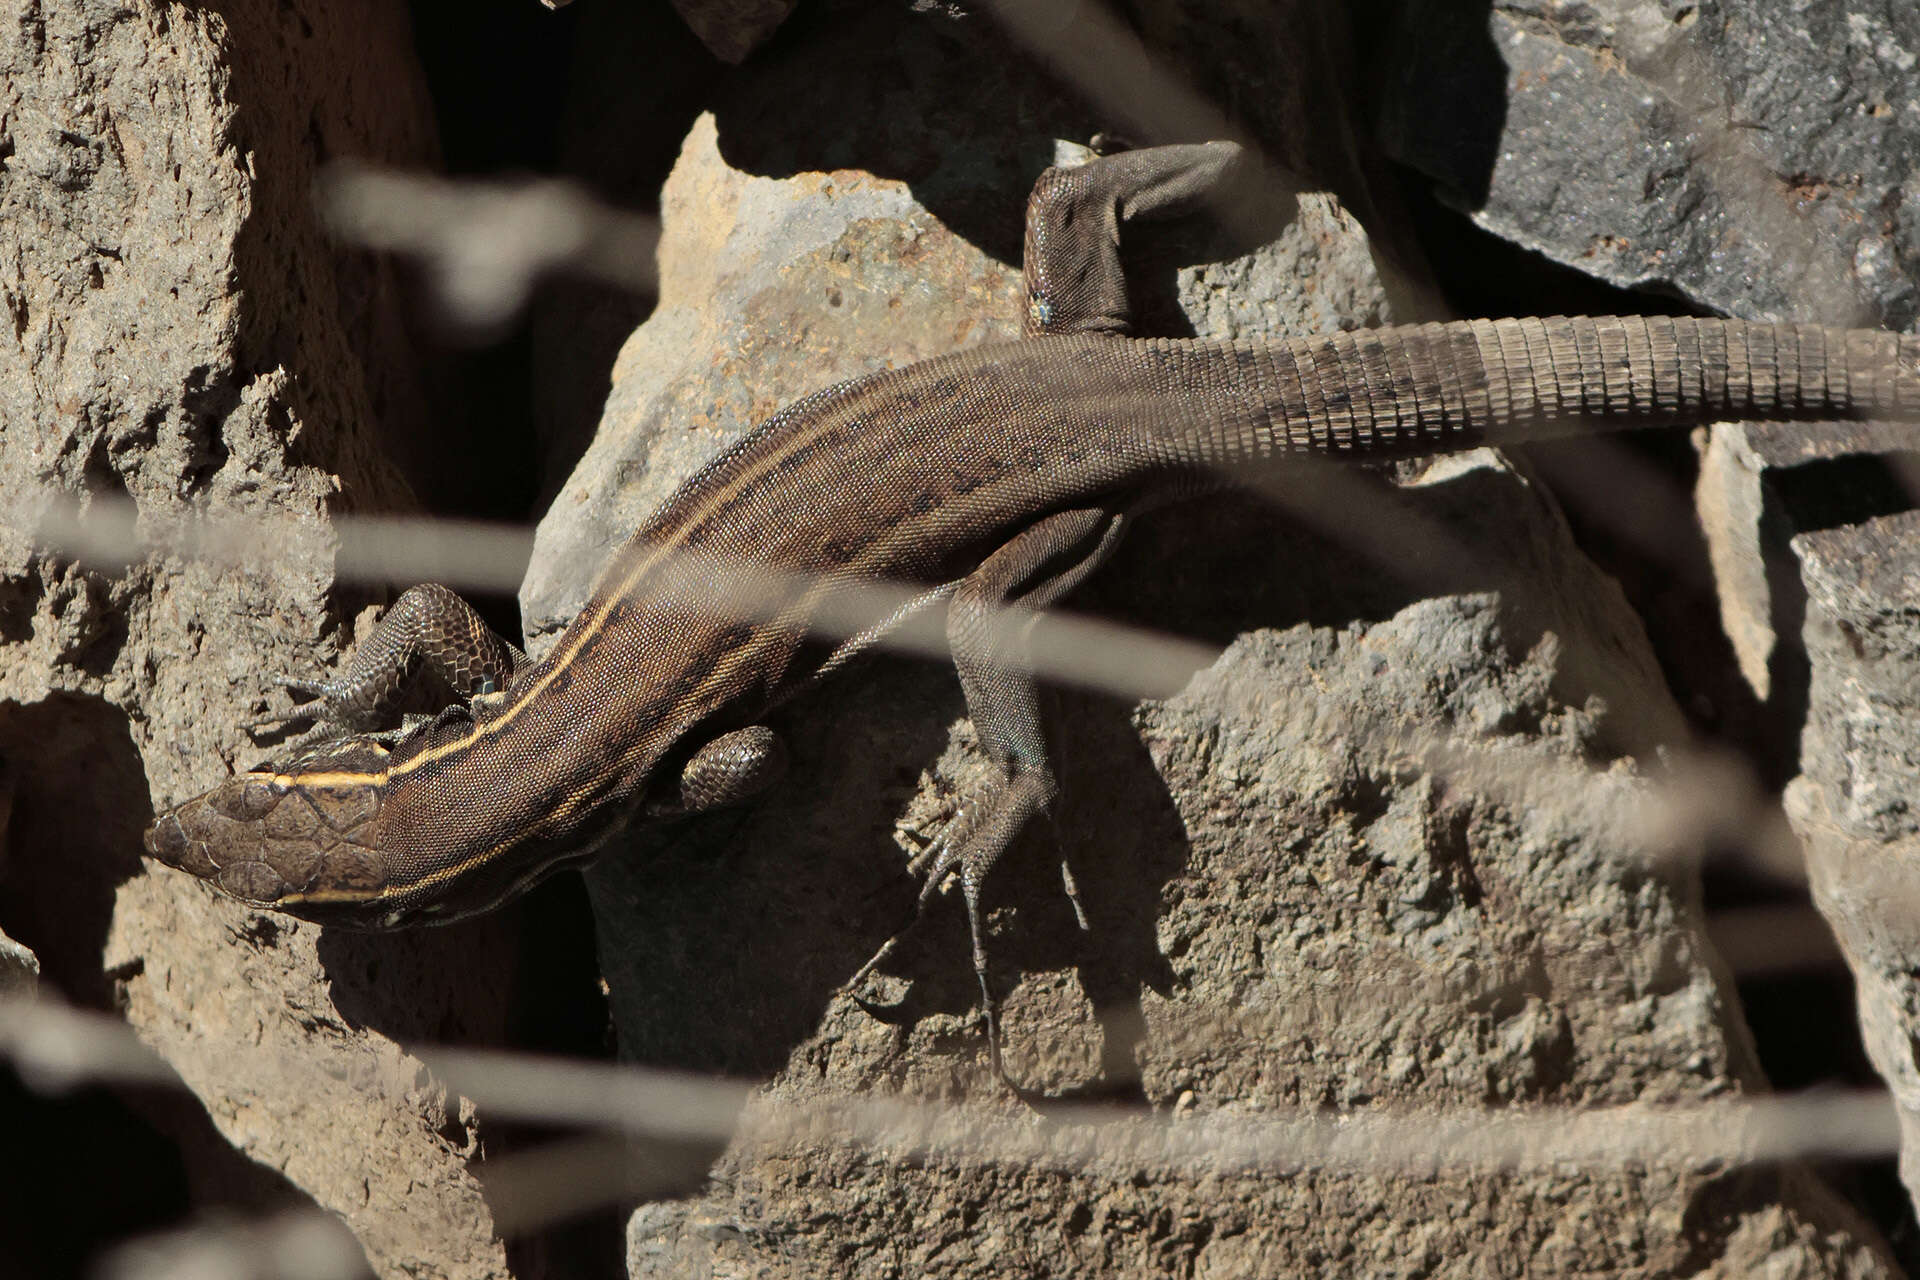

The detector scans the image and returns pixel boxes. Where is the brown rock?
[1,1,524,1274]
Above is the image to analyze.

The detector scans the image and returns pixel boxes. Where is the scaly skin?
[144,146,1920,1053]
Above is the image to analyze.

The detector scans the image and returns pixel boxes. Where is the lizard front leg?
[258,582,524,744]
[852,142,1254,1075]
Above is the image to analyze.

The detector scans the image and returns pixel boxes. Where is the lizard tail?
[1204,317,1920,458]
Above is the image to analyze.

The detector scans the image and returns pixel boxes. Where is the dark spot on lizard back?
[820,535,864,565]
[950,459,1003,496]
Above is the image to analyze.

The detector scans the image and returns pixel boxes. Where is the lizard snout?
[144,770,389,912]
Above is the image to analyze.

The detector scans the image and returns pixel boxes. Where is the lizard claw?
[843,814,964,994]
[241,676,336,733]
[846,769,1064,1089]
[845,785,993,993]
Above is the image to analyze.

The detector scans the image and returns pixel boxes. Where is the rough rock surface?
[1380,0,1918,329]
[506,4,1901,1275]
[622,582,1886,1276]
[1695,419,1920,707]
[1787,517,1920,1224]
[0,2,526,1276]
[1382,0,1920,1234]
[0,925,37,1000]
[518,113,1027,641]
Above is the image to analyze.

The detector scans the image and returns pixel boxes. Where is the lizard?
[144,141,1920,1060]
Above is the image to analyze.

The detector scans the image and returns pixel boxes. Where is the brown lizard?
[145,142,1920,1057]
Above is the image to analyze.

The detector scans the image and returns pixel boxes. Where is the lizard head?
[143,702,642,930]
[144,735,405,928]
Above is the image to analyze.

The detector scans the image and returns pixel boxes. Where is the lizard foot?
[847,766,1072,1086]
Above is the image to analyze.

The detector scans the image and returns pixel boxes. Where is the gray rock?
[1385,2,1920,1233]
[1695,418,1919,705]
[0,926,38,1001]
[1788,514,1920,1223]
[1381,0,1918,327]
[515,5,1893,1273]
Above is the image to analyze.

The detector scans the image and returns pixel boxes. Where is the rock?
[1380,0,1917,327]
[0,1,525,1274]
[1695,418,1919,708]
[666,0,797,65]
[519,112,1028,643]
[592,445,1895,1273]
[517,3,1894,1272]
[0,927,37,1001]
[1787,514,1920,1224]
[1385,3,1920,1233]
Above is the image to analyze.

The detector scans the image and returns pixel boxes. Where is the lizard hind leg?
[851,505,1131,1083]
[1023,139,1248,338]
[647,725,789,819]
